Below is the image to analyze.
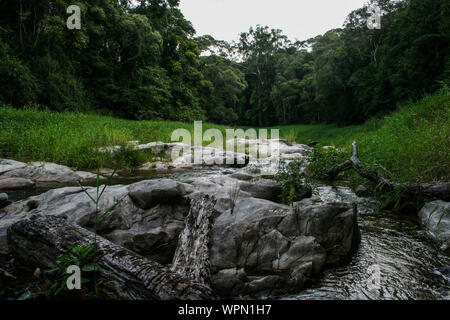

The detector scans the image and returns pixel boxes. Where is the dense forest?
[0,0,449,126]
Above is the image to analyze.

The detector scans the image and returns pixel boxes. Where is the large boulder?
[418,200,450,254]
[209,198,360,296]
[0,179,194,264]
[189,175,283,215]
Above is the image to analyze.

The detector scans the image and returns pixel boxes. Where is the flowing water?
[289,212,450,300]
[4,167,450,300]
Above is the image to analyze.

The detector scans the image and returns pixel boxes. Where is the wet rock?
[418,200,450,254]
[0,177,35,191]
[0,193,8,202]
[0,193,10,209]
[295,185,377,215]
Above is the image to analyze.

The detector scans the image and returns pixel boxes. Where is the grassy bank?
[0,106,230,169]
[303,88,450,184]
[1,88,448,183]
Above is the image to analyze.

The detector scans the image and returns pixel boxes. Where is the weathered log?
[171,195,217,286]
[326,141,450,203]
[7,214,211,300]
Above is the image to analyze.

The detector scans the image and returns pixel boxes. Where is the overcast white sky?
[179,0,368,42]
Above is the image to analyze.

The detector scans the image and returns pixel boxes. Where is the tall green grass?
[354,88,450,183]
[0,106,229,169]
[303,88,450,184]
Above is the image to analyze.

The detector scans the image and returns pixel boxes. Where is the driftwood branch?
[327,141,450,203]
[7,215,211,300]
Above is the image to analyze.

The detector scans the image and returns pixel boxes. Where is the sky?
[179,0,369,43]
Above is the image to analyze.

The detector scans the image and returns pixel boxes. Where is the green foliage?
[45,170,126,299]
[0,105,230,169]
[276,158,311,205]
[283,129,297,146]
[0,0,447,127]
[306,147,348,180]
[302,88,450,187]
[44,244,99,298]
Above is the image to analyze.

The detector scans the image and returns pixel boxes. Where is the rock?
[1,172,361,297]
[418,200,450,254]
[128,179,193,209]
[0,177,35,190]
[295,185,377,215]
[0,179,194,264]
[0,193,10,209]
[0,159,101,187]
[238,179,281,202]
[190,175,284,215]
[209,197,360,296]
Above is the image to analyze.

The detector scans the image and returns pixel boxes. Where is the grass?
[0,106,230,169]
[304,88,450,184]
[1,88,448,184]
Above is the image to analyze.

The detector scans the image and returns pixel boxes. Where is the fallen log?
[7,214,211,300]
[326,141,450,203]
[171,195,217,286]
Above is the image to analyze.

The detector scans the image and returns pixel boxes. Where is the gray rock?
[295,185,377,215]
[128,179,193,209]
[0,177,35,190]
[418,200,450,254]
[238,179,281,202]
[0,159,101,187]
[209,197,359,296]
[0,179,194,264]
[0,193,10,209]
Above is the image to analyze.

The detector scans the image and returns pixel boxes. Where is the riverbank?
[1,89,449,183]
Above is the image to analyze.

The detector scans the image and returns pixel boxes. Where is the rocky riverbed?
[0,140,449,299]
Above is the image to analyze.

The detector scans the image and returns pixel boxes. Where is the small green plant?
[375,184,408,213]
[306,147,348,181]
[229,181,241,215]
[45,244,98,297]
[284,129,297,146]
[45,169,128,298]
[276,158,312,206]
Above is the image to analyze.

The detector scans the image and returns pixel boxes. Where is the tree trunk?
[326,141,450,203]
[171,195,217,286]
[7,215,211,300]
